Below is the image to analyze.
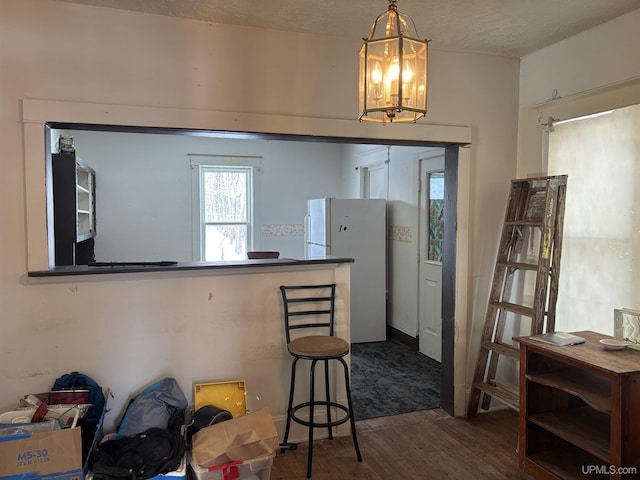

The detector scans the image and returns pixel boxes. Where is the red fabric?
[222,465,240,480]
[207,461,241,480]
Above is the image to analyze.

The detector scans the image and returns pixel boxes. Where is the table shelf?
[516,331,640,479]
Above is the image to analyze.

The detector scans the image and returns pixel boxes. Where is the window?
[428,171,445,262]
[548,104,640,334]
[199,166,253,261]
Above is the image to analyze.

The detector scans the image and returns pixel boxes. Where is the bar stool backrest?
[279,284,337,345]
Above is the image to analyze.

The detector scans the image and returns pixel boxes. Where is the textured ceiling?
[54,0,640,57]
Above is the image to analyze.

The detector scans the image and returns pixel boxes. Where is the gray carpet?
[350,340,441,420]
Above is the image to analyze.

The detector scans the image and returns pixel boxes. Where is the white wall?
[57,130,345,262]
[338,144,446,341]
[519,9,640,109]
[516,8,640,331]
[493,9,640,411]
[387,146,428,339]
[517,9,640,176]
[1,0,519,420]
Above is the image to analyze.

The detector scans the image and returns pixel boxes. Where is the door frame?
[413,145,461,415]
[441,145,459,414]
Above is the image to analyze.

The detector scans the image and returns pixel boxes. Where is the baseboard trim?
[387,326,419,351]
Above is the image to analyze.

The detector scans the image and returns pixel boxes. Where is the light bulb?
[402,62,413,83]
[386,61,400,87]
[371,62,382,85]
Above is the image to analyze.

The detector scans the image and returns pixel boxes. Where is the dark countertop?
[27,256,354,277]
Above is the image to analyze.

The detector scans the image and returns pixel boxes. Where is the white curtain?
[548,104,640,334]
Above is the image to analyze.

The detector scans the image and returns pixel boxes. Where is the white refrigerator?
[305,198,387,343]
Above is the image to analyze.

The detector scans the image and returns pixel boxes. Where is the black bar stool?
[279,284,362,478]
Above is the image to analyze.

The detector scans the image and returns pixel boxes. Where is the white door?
[362,163,387,199]
[419,155,445,361]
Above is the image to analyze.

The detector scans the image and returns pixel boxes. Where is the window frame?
[189,154,261,261]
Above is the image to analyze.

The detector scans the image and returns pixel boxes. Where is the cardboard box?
[0,388,109,480]
[0,427,83,480]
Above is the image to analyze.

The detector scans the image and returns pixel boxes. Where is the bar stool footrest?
[290,401,351,429]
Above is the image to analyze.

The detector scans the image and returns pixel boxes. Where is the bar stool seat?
[279,284,362,478]
[288,336,350,358]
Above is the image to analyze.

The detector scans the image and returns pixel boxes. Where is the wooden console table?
[515,330,640,479]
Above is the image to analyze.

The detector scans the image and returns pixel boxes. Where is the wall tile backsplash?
[390,226,412,243]
[261,224,305,236]
[262,224,415,243]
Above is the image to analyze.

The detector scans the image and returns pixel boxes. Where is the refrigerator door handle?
[307,241,329,247]
[304,214,310,246]
[305,216,330,248]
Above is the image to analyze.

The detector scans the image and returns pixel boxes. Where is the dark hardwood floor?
[270,408,532,479]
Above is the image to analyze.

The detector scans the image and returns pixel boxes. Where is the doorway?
[350,145,458,417]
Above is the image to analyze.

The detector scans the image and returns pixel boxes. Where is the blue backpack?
[117,377,187,438]
[53,371,106,425]
[53,372,107,465]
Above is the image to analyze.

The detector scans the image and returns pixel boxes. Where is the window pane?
[204,224,247,261]
[429,172,444,200]
[203,170,248,223]
[428,172,444,262]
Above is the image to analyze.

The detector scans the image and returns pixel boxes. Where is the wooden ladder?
[467,175,567,417]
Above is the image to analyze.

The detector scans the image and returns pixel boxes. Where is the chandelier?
[359,0,429,123]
